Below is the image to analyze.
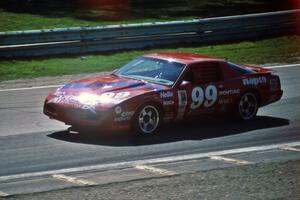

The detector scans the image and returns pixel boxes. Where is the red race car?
[44,53,283,135]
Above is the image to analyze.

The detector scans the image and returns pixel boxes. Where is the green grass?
[0,35,299,81]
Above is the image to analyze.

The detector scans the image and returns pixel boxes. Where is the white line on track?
[52,174,96,186]
[0,85,62,92]
[0,63,299,93]
[1,141,300,182]
[0,191,9,197]
[279,145,300,152]
[264,63,300,69]
[210,155,253,165]
[134,165,177,176]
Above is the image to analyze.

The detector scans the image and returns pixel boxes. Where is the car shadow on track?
[47,115,290,147]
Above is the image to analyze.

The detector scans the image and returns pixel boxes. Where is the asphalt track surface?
[0,64,299,178]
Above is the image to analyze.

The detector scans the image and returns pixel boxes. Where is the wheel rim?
[238,93,257,120]
[138,105,159,134]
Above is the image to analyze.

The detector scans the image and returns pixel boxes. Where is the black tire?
[132,104,162,135]
[235,92,258,120]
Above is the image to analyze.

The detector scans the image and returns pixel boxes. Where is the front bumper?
[44,102,129,132]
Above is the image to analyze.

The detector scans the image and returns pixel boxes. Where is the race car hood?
[49,74,168,108]
[60,74,150,94]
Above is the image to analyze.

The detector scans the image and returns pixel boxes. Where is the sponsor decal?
[242,77,267,86]
[114,111,134,122]
[190,85,218,109]
[219,89,240,96]
[120,111,134,117]
[163,100,175,106]
[160,91,174,98]
[80,104,97,114]
[115,92,130,99]
[49,92,130,105]
[114,106,122,114]
[47,95,77,104]
[218,99,231,104]
[48,95,97,113]
[100,92,130,100]
[176,90,187,120]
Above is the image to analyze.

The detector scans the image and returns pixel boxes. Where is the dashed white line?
[0,85,62,92]
[1,141,300,182]
[52,174,96,186]
[210,155,252,165]
[279,146,300,152]
[0,191,9,197]
[134,165,177,176]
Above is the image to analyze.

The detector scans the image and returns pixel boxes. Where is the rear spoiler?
[241,64,274,73]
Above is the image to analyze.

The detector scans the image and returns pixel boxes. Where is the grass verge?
[0,35,299,81]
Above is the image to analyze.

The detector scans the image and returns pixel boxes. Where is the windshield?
[114,56,186,86]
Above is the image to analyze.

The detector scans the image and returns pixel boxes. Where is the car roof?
[144,53,224,65]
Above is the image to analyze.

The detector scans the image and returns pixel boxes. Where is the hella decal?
[160,91,173,98]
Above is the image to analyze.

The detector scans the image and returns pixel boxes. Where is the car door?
[176,61,224,119]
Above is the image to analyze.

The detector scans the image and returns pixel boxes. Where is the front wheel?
[236,92,258,120]
[133,104,162,135]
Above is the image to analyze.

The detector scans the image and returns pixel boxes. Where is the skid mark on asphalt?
[279,146,300,152]
[0,191,9,197]
[52,174,96,186]
[134,165,177,176]
[210,156,253,165]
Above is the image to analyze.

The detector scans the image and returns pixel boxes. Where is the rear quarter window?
[228,62,255,74]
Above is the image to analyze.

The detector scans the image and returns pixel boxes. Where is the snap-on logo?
[243,77,267,86]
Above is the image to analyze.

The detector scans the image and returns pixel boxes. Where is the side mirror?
[178,80,192,89]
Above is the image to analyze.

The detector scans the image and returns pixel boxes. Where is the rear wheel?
[133,104,161,135]
[236,92,258,120]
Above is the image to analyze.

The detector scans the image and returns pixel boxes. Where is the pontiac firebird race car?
[44,53,283,135]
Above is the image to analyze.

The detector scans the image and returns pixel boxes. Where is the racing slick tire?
[235,92,258,120]
[133,104,162,135]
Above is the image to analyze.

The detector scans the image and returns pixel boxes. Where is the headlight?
[77,93,102,105]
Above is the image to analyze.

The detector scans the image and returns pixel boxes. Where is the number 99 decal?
[190,85,217,109]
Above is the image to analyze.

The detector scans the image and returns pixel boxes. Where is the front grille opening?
[67,109,102,120]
